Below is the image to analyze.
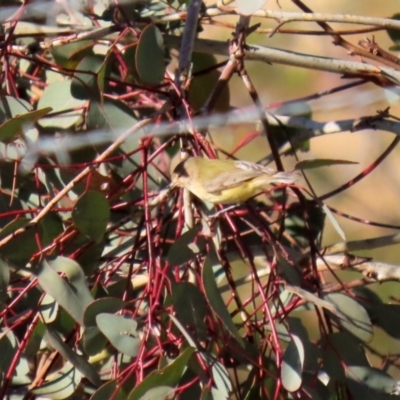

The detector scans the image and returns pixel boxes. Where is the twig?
[0,118,154,250]
[326,233,400,254]
[175,0,203,94]
[320,254,400,282]
[165,36,400,86]
[204,7,400,31]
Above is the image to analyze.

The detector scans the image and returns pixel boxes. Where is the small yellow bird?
[171,157,299,204]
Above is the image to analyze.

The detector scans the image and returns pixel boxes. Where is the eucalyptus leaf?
[39,293,58,323]
[0,328,18,374]
[33,258,90,325]
[324,293,373,342]
[47,256,94,308]
[211,361,232,398]
[87,98,138,131]
[45,327,101,386]
[96,313,140,357]
[281,335,304,392]
[128,347,195,400]
[83,297,125,355]
[71,54,107,99]
[0,95,31,123]
[91,380,133,400]
[322,203,346,241]
[364,303,400,339]
[203,254,244,347]
[0,107,52,143]
[322,332,369,384]
[171,282,208,340]
[136,24,165,85]
[30,362,82,400]
[0,217,38,266]
[0,258,10,307]
[51,40,94,69]
[346,366,397,393]
[37,80,85,129]
[295,158,358,170]
[167,225,204,266]
[387,13,400,49]
[72,190,110,242]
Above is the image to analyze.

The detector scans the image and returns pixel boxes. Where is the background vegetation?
[2,0,400,399]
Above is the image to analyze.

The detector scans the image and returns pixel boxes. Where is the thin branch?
[326,233,400,254]
[321,254,400,282]
[175,0,203,93]
[204,7,400,31]
[0,117,154,249]
[165,36,400,85]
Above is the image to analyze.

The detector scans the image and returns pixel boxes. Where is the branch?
[320,254,400,282]
[326,232,400,254]
[205,8,400,31]
[165,36,400,85]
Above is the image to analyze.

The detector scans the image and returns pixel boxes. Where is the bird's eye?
[173,161,189,178]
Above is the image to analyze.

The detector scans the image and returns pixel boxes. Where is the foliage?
[1,0,400,399]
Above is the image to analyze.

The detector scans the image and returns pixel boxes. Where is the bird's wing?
[204,161,273,193]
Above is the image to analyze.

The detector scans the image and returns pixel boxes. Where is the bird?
[170,156,299,204]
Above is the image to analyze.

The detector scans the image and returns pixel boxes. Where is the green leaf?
[128,347,195,400]
[48,256,94,308]
[51,40,94,69]
[39,293,59,323]
[123,43,139,83]
[87,98,138,131]
[136,24,165,85]
[203,255,244,347]
[0,107,52,143]
[45,327,101,386]
[171,282,208,340]
[82,297,125,355]
[24,320,46,359]
[0,191,24,232]
[346,366,397,393]
[0,217,38,267]
[39,213,64,247]
[71,54,107,100]
[84,297,126,327]
[0,95,31,123]
[322,203,346,241]
[283,199,325,248]
[0,328,18,374]
[288,318,319,372]
[281,335,304,392]
[60,231,105,275]
[96,313,141,357]
[387,14,400,49]
[91,380,131,400]
[210,360,232,398]
[31,362,82,399]
[166,225,204,266]
[324,293,373,342]
[301,372,330,400]
[72,190,110,242]
[295,158,358,170]
[270,102,312,153]
[33,258,92,325]
[188,53,230,113]
[0,259,10,308]
[364,304,400,339]
[322,332,369,383]
[37,80,86,129]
